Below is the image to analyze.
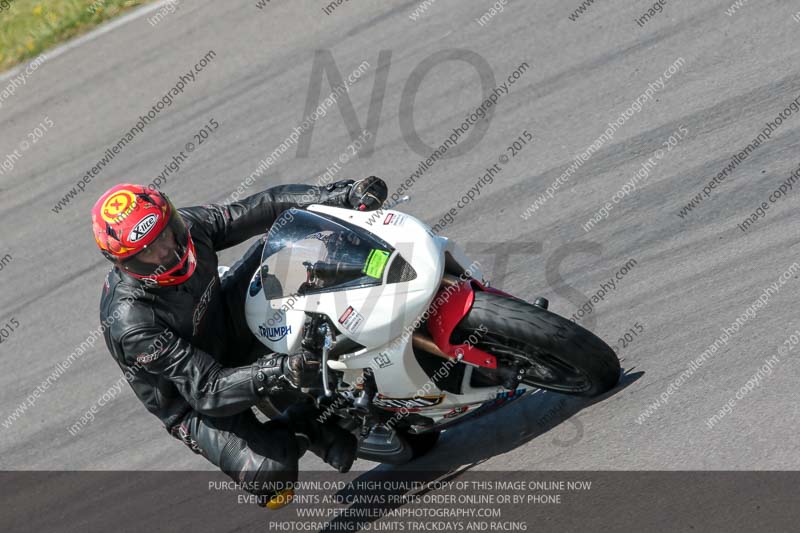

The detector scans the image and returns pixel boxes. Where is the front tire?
[455,291,620,397]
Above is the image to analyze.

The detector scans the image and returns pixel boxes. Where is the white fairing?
[244,205,526,429]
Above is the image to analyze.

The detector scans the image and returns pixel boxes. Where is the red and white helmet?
[91,184,196,286]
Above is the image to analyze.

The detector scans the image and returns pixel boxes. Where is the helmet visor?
[120,209,190,277]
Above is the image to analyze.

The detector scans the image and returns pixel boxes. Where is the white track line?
[0,0,175,83]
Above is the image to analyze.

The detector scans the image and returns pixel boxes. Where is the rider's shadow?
[318,366,642,533]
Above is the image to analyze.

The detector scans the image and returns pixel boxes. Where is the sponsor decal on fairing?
[373,394,445,411]
[338,305,365,334]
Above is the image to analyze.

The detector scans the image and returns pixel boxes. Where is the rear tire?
[455,291,620,397]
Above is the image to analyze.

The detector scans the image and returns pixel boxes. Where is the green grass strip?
[0,0,155,72]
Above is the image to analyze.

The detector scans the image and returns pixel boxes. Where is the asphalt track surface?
[2,0,800,530]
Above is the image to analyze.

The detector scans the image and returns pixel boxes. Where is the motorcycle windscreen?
[260,208,394,300]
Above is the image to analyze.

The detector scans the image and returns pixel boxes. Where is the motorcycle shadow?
[411,365,642,468]
[318,366,642,533]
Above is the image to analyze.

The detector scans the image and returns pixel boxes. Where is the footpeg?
[534,297,549,309]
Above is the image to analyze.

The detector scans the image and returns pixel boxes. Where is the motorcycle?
[241,205,620,464]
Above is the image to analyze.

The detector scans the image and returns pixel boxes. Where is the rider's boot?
[281,402,358,473]
[252,403,356,510]
[257,488,296,510]
[252,356,358,473]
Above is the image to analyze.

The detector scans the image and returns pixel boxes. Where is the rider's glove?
[252,351,320,395]
[347,176,387,211]
[252,354,286,396]
[322,177,387,211]
[283,350,321,388]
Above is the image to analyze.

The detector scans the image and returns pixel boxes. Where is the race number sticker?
[338,306,365,334]
[362,249,390,279]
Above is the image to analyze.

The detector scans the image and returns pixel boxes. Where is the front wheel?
[454,291,620,397]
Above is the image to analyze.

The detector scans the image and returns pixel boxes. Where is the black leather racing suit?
[100,183,353,494]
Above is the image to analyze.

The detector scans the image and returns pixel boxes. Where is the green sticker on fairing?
[363,249,391,279]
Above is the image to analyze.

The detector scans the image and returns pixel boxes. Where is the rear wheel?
[454,292,620,397]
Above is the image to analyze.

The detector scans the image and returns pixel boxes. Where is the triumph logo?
[129,213,159,242]
[258,324,292,341]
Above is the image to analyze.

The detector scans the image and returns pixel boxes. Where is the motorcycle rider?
[91,178,388,507]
